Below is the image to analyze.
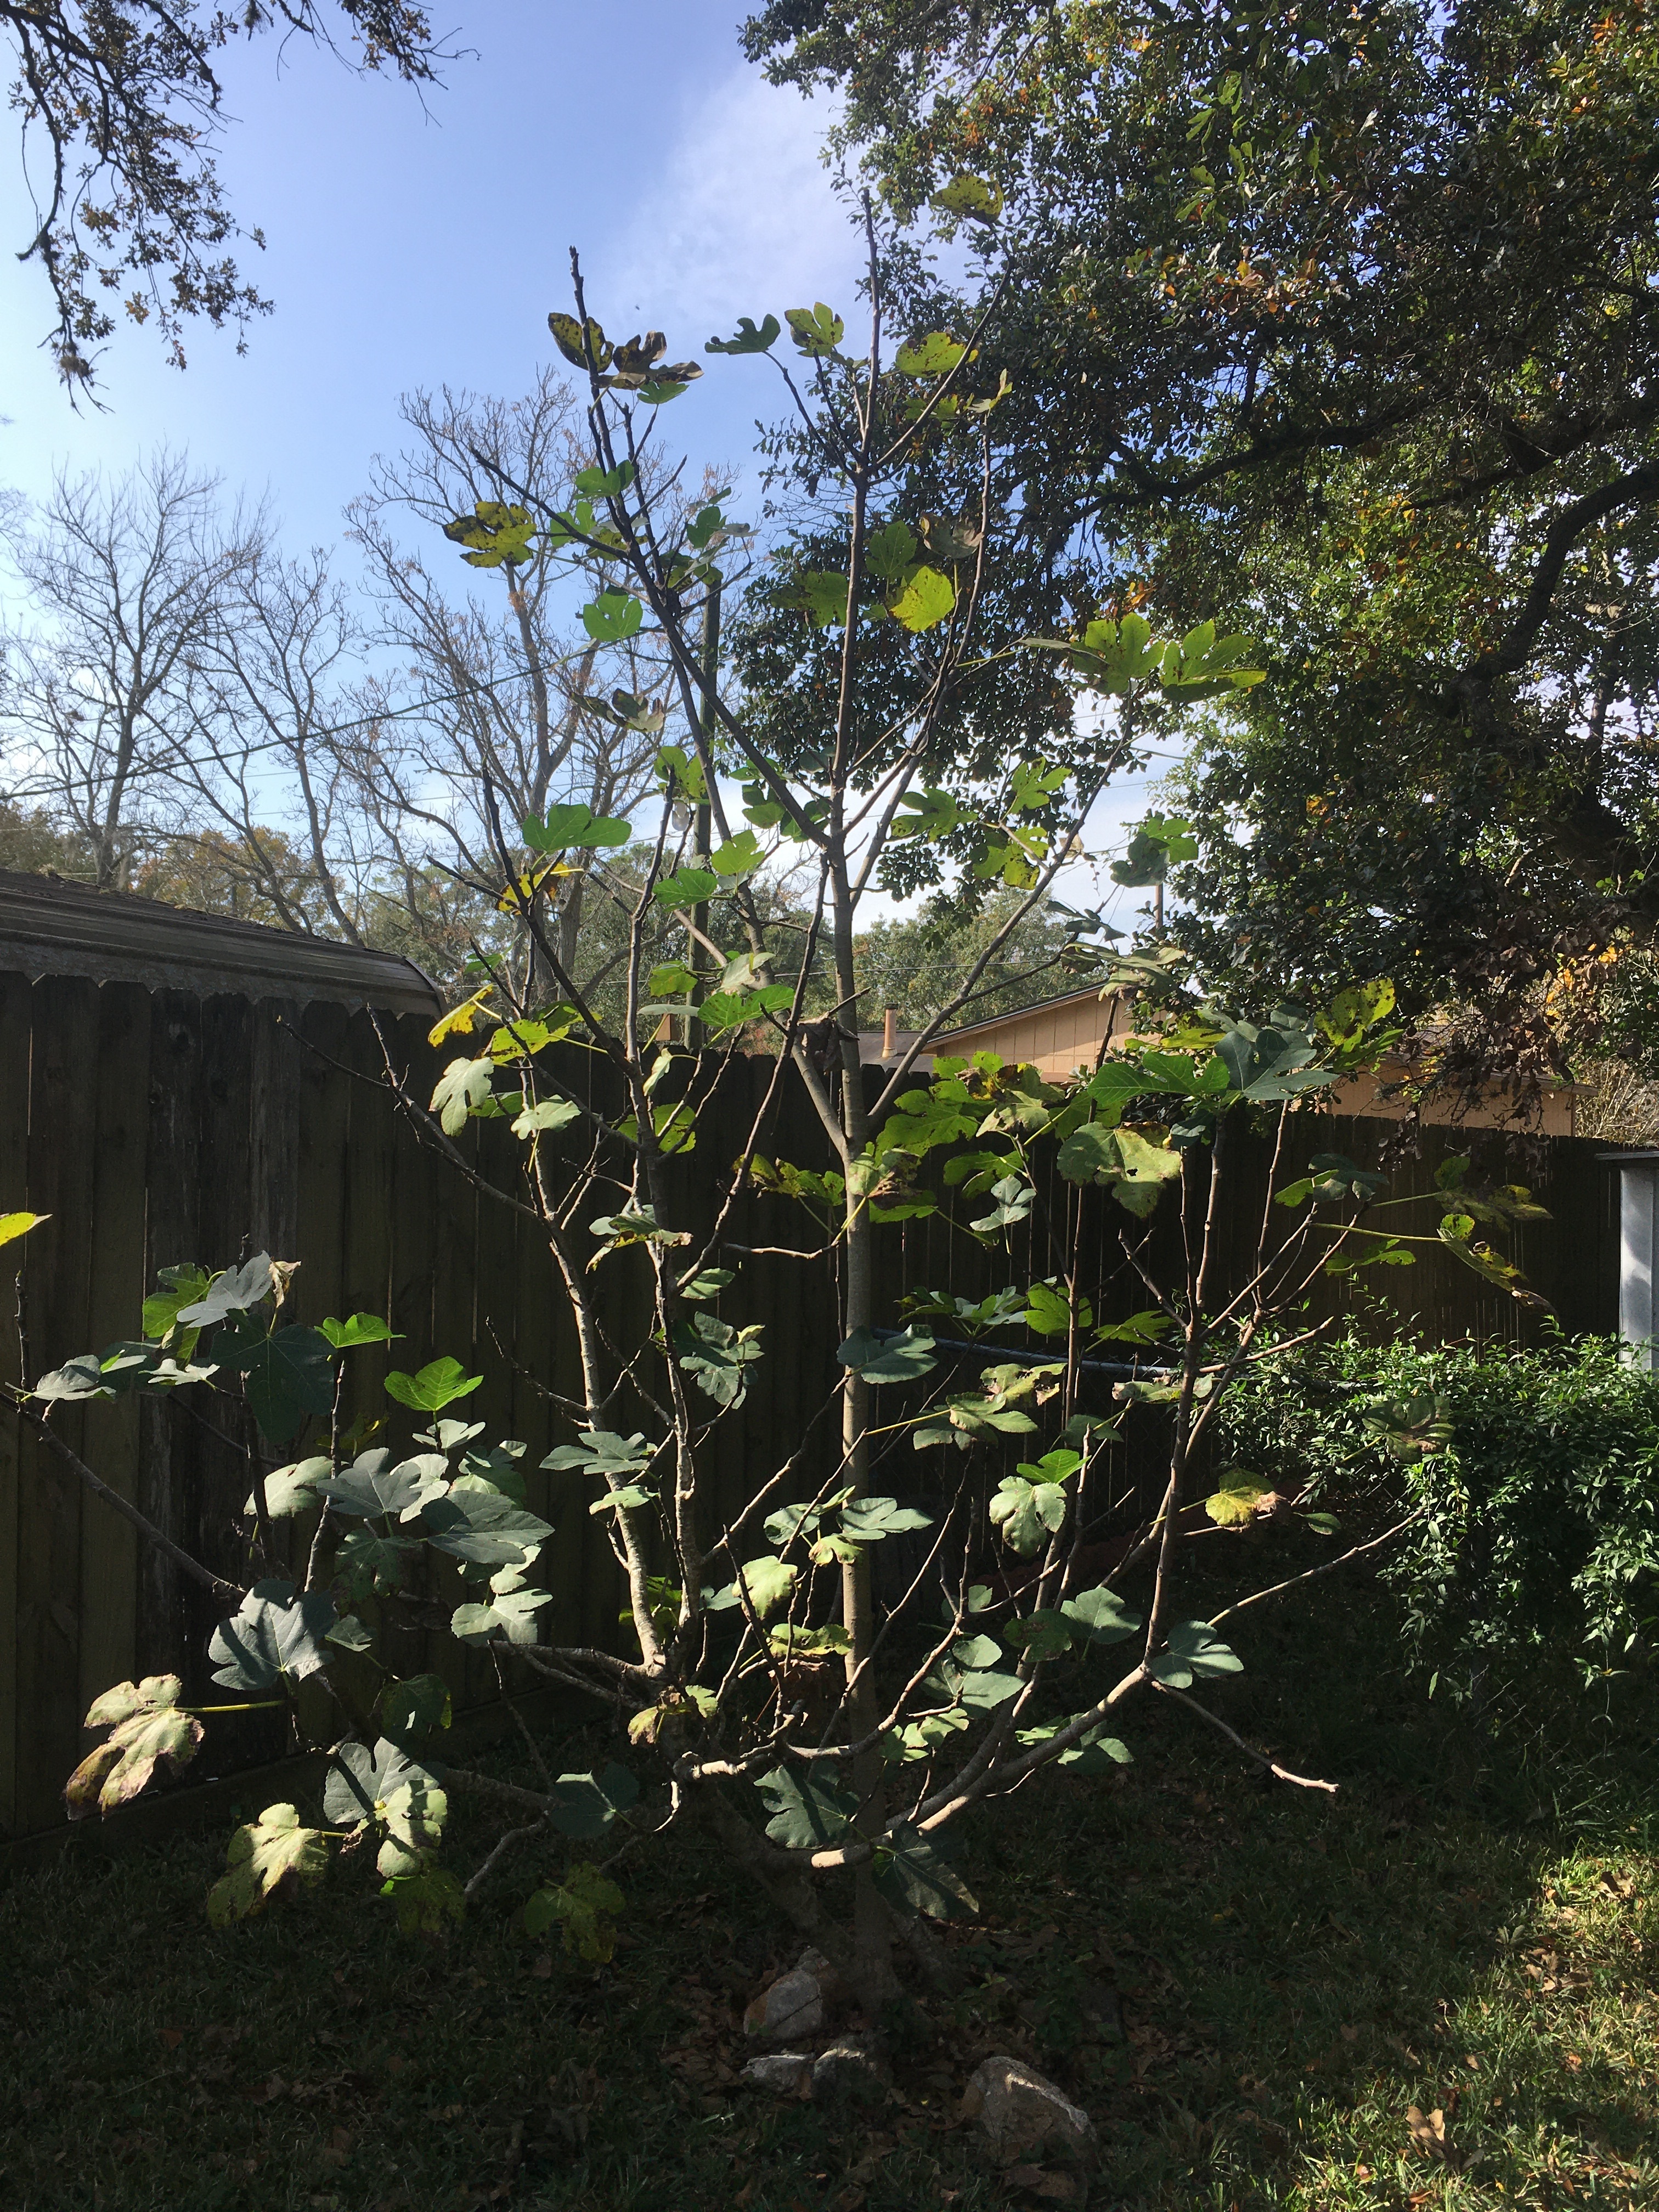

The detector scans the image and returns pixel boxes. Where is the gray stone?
[795,1946,848,2004]
[963,2056,1099,2166]
[810,2034,890,2107]
[741,2051,812,2096]
[743,1968,826,2042]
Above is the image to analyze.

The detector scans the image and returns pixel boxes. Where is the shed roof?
[0,870,442,1016]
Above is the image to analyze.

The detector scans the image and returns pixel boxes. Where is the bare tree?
[168,545,379,941]
[347,374,674,980]
[0,449,259,886]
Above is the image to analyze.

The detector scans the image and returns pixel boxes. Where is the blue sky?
[0,2,862,545]
[0,1,1166,926]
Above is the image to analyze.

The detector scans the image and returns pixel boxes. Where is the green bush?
[1216,1334,1659,1682]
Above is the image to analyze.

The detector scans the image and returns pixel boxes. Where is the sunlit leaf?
[430,1057,494,1136]
[206,1803,330,1926]
[895,331,969,377]
[208,1580,337,1691]
[785,302,844,356]
[384,1357,483,1413]
[321,1448,449,1522]
[580,591,644,644]
[887,565,956,633]
[930,172,1003,223]
[319,1314,399,1350]
[65,1674,202,1816]
[1148,1620,1243,1688]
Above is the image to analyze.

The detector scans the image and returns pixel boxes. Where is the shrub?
[1217,1333,1659,1681]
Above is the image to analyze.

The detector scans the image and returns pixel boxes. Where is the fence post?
[1602,1149,1659,1369]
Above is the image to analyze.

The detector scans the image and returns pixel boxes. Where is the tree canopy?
[744,0,1659,1087]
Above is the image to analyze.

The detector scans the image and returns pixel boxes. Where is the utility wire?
[0,643,657,798]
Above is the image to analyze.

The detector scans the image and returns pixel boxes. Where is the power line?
[0,643,660,798]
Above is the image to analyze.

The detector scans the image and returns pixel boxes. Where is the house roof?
[0,870,442,1016]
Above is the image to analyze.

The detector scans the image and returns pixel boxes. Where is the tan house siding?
[1330,1061,1577,1137]
[934,989,1128,1081]
[931,987,1578,1133]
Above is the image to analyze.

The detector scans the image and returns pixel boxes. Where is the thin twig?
[18,1404,245,1601]
[1149,1678,1339,1793]
[1205,1513,1425,1629]
[465,1813,552,1898]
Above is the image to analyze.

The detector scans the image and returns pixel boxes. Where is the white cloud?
[601,69,865,344]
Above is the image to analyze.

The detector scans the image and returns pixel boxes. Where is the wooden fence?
[0,967,1621,1842]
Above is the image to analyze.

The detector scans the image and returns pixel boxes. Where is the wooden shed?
[0,870,441,1015]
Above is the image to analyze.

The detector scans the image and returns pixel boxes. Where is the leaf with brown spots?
[65,1676,203,1816]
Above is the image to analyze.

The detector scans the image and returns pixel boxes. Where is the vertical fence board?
[296,1004,352,1340]
[382,1014,441,1688]
[0,971,33,1833]
[426,1086,479,1713]
[340,1012,398,1434]
[249,999,303,1582]
[138,992,204,1683]
[538,1120,589,1658]
[190,997,256,1636]
[249,1000,302,1262]
[293,1003,353,1615]
[78,981,151,1721]
[467,1115,523,1706]
[16,977,100,1829]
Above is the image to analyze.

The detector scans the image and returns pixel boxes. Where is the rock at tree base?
[810,2034,890,2107]
[743,1967,826,2041]
[795,1945,848,2003]
[962,2056,1099,2166]
[740,2051,812,2096]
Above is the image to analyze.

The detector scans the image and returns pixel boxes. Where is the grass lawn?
[3,1539,1656,2211]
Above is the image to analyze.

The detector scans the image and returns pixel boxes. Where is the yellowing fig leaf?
[524,1861,626,1961]
[895,331,970,377]
[66,1674,203,1818]
[786,571,850,627]
[930,173,1003,223]
[206,1803,330,1926]
[1204,1476,1267,1527]
[427,987,494,1047]
[381,1864,466,1934]
[887,565,956,633]
[0,1210,47,1249]
[547,312,611,371]
[785,301,844,356]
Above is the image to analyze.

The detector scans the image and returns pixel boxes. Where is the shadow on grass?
[3,1545,1655,2212]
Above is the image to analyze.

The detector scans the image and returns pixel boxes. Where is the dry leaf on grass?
[1406,2104,1459,2169]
